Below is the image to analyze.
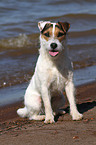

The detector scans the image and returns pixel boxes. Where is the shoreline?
[0,81,96,145]
[0,81,96,123]
[0,64,96,107]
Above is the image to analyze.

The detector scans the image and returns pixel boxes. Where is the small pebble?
[73,136,79,139]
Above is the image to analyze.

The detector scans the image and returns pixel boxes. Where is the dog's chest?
[49,68,67,92]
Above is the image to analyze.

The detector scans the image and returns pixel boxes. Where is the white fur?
[17,21,83,123]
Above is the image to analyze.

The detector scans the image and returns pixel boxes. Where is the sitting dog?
[17,21,83,123]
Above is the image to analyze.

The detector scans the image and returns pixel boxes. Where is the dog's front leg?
[65,80,83,120]
[41,86,55,124]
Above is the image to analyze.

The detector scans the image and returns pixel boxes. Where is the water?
[0,0,96,106]
[0,0,96,38]
[0,65,96,106]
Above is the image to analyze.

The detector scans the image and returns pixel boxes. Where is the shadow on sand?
[55,101,96,122]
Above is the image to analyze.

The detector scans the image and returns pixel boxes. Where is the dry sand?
[0,82,96,145]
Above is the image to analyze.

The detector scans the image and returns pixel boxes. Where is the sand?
[0,82,96,145]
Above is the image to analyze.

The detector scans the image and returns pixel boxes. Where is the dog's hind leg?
[25,92,45,121]
[29,114,45,121]
[17,89,45,121]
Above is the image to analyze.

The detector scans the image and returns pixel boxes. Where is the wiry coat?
[17,21,83,123]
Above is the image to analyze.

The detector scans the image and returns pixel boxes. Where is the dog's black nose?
[50,43,57,49]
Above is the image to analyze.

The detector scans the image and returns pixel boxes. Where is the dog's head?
[38,21,70,57]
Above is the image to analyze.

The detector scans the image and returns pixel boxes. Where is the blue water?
[0,0,96,106]
[0,65,96,106]
[0,0,96,38]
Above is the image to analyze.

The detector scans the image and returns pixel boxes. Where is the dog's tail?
[17,107,28,118]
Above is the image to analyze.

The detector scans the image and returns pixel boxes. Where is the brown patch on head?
[40,21,70,41]
[54,22,70,41]
[58,22,70,32]
[41,23,53,41]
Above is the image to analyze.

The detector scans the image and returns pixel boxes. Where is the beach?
[0,82,96,145]
[0,0,96,144]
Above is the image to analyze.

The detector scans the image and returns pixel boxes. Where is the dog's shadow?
[77,101,96,114]
[55,101,96,122]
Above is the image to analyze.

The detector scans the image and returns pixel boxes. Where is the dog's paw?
[44,118,55,124]
[29,115,45,121]
[44,115,55,124]
[72,112,83,121]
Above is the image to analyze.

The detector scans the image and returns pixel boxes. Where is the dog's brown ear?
[58,22,70,32]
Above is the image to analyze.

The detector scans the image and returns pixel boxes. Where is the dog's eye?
[57,32,65,37]
[44,32,50,37]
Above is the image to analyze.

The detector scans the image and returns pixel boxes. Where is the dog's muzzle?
[49,43,59,57]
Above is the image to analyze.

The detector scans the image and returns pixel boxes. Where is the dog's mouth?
[49,50,59,57]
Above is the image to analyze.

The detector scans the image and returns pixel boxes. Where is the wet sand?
[0,82,96,145]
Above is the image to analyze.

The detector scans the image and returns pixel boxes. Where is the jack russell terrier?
[17,21,83,123]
